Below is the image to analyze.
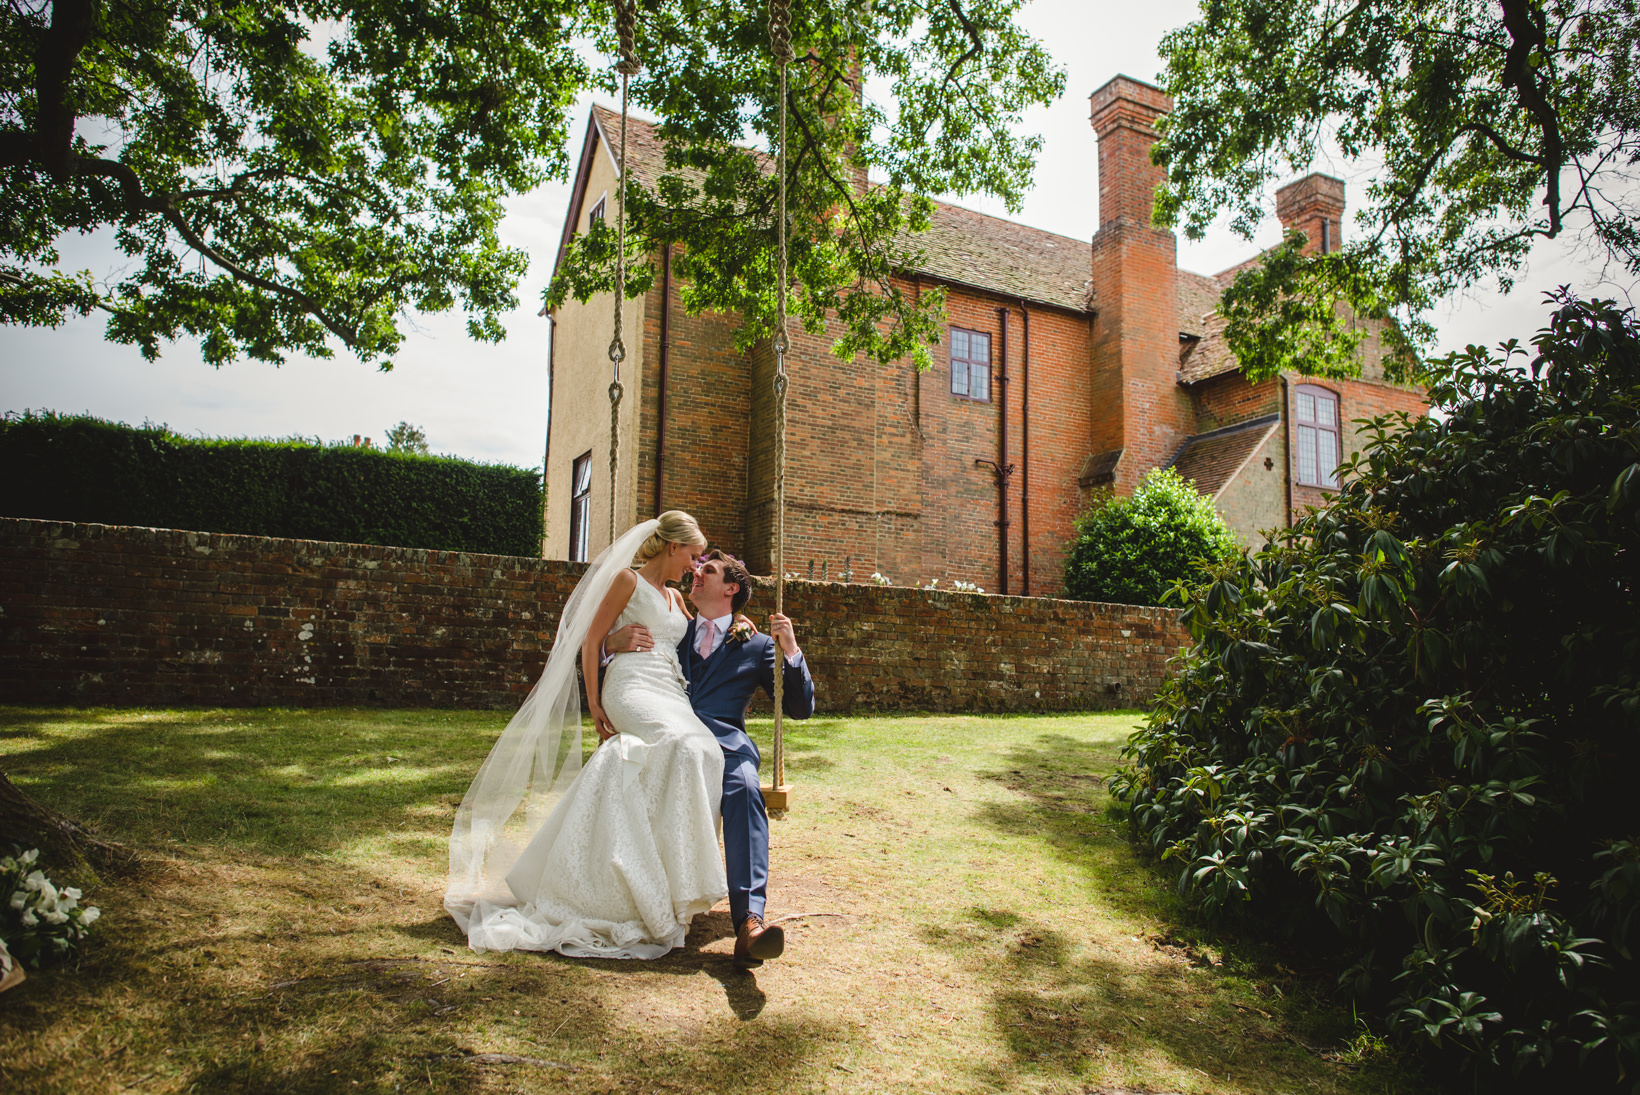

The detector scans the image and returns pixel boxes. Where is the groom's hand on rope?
[769,613,800,659]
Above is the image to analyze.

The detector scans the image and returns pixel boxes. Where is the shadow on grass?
[0,707,850,1093]
[1,846,839,1093]
[0,706,503,858]
[938,730,1413,1092]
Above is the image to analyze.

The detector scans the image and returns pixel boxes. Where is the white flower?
[81,906,100,926]
[8,892,23,911]
[20,849,38,867]
[63,887,81,901]
[20,908,38,927]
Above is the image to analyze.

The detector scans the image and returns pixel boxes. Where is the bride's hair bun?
[635,510,705,562]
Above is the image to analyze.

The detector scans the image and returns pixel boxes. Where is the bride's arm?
[582,569,637,742]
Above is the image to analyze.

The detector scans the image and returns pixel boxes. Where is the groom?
[606,549,815,967]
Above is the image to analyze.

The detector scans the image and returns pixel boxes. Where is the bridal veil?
[444,518,661,935]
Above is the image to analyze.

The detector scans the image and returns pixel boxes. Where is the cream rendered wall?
[544,135,648,561]
[1215,427,1287,551]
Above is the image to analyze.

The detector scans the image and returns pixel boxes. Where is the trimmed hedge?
[0,413,543,556]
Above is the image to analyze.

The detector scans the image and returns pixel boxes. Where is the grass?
[0,706,1431,1094]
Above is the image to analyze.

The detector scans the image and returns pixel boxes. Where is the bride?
[445,511,727,958]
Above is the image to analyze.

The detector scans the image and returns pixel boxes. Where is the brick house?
[542,75,1426,596]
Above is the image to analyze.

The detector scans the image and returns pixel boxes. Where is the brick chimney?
[1089,75,1171,228]
[1275,173,1346,255]
[1086,75,1193,494]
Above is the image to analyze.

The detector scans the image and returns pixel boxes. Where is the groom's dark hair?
[708,549,755,615]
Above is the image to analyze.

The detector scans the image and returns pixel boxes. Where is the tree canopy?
[2,0,1061,369]
[1154,0,1640,382]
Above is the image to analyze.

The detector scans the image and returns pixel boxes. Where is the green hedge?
[0,413,543,557]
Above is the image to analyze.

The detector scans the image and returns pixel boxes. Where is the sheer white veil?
[445,518,660,932]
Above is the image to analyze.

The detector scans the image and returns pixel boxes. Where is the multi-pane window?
[588,198,605,227]
[1294,384,1341,488]
[950,327,991,401]
[569,451,592,562]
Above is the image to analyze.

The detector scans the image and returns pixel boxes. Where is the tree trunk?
[0,770,135,877]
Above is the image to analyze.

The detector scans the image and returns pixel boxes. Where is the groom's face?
[688,559,738,612]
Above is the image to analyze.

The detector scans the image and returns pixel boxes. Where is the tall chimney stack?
[1089,76,1171,228]
[1275,173,1346,255]
[1086,75,1193,495]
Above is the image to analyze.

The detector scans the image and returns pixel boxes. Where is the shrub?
[1114,294,1640,1084]
[1063,466,1240,605]
[0,413,543,556]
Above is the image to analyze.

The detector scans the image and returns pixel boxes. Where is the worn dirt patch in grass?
[0,706,1432,1093]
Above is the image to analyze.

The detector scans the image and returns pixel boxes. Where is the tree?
[1117,294,1640,1082]
[385,421,429,455]
[1062,467,1240,606]
[2,0,1062,370]
[1153,0,1640,382]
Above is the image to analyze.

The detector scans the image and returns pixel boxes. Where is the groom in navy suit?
[606,549,815,967]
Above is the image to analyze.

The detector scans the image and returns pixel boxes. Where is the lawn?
[0,706,1430,1094]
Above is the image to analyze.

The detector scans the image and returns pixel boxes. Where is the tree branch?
[1499,0,1565,237]
[0,269,121,314]
[65,155,361,346]
[35,0,99,179]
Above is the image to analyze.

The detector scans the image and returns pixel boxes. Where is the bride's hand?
[590,705,618,742]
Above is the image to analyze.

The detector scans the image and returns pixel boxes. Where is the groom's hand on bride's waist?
[605,623,654,655]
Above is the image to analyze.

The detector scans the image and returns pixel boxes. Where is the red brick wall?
[0,519,1186,713]
[638,267,751,548]
[1192,373,1283,432]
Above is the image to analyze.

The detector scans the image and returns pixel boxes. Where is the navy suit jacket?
[680,618,815,764]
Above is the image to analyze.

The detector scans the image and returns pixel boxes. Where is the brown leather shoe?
[733,913,785,967]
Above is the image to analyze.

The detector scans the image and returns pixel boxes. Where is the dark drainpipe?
[543,312,555,556]
[1019,302,1030,596]
[996,307,1011,595]
[1281,374,1293,529]
[975,311,1016,594]
[654,242,672,516]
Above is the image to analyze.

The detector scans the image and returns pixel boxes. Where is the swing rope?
[768,0,794,794]
[607,0,641,545]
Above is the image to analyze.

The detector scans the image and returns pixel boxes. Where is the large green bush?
[1115,295,1640,1084]
[1063,466,1240,605]
[0,414,543,556]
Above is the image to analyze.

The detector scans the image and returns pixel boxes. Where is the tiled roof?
[909,202,1092,313]
[1177,270,1220,340]
[1167,414,1280,498]
[1178,309,1239,384]
[579,106,1093,312]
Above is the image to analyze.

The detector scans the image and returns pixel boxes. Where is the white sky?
[3,0,1634,471]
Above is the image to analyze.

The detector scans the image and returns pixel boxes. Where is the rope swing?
[767,0,795,805]
[606,0,641,546]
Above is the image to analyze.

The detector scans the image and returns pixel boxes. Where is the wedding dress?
[445,520,727,958]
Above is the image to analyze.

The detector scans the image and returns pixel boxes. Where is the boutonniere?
[726,620,755,645]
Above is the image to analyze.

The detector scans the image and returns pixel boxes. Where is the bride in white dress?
[445,512,727,958]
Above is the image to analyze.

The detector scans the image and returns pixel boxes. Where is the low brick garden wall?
[0,518,1188,712]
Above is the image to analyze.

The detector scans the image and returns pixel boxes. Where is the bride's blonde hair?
[634,510,706,563]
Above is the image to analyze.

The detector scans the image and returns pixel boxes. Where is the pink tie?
[695,617,717,659]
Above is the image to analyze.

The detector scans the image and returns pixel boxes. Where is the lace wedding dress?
[446,521,727,959]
